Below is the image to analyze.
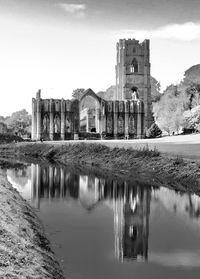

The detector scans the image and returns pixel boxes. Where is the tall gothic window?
[43,114,49,133]
[54,115,60,133]
[130,58,138,73]
[66,117,71,133]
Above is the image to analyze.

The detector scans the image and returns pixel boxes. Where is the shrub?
[146,123,162,138]
[0,133,23,144]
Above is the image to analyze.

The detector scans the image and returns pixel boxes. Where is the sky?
[1,0,200,116]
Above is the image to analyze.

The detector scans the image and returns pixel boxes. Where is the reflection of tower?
[79,176,102,211]
[114,185,150,262]
[114,191,124,260]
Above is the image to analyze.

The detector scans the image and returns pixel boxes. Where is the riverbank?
[0,169,65,279]
[0,142,200,194]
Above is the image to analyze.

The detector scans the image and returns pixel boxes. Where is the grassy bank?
[0,142,200,194]
[0,169,65,279]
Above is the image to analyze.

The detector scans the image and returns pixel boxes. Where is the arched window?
[130,58,138,73]
[118,116,124,134]
[54,115,60,133]
[131,87,139,100]
[128,115,135,134]
[43,114,49,133]
[66,117,71,133]
[107,116,113,134]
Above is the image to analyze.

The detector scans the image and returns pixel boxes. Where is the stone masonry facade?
[32,38,152,140]
[115,39,152,129]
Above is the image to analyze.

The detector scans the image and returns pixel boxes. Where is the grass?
[173,155,184,166]
[0,142,161,162]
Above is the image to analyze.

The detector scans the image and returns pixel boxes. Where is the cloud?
[114,22,200,41]
[58,3,86,17]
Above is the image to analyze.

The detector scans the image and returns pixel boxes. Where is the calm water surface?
[7,164,200,279]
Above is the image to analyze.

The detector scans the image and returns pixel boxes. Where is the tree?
[0,122,8,134]
[179,64,200,110]
[97,91,106,99]
[151,76,162,102]
[152,64,200,135]
[181,64,200,86]
[97,86,116,100]
[5,109,31,135]
[185,83,200,110]
[146,123,162,138]
[182,105,200,132]
[71,88,85,100]
[152,84,184,134]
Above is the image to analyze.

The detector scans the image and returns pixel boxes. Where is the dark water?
[7,164,200,279]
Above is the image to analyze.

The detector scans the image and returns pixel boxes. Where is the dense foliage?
[146,123,162,138]
[0,109,31,136]
[0,133,23,144]
[153,64,200,135]
[182,105,200,132]
[71,88,85,100]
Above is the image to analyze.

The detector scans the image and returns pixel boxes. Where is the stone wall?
[32,89,145,140]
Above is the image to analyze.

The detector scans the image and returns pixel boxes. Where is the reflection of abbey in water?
[31,164,150,262]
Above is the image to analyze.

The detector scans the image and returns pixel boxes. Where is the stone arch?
[118,115,124,134]
[106,115,113,134]
[79,88,102,105]
[128,115,136,134]
[79,89,103,134]
[43,114,49,133]
[131,58,139,73]
[65,116,71,133]
[131,86,139,100]
[54,114,61,133]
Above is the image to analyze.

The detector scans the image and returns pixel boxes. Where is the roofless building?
[32,39,152,141]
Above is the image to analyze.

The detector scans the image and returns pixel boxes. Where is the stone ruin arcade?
[32,38,152,141]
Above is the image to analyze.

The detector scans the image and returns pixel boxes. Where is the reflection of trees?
[7,167,30,188]
[186,194,200,218]
[31,164,151,262]
[153,188,200,221]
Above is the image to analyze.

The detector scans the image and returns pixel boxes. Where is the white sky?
[0,0,200,116]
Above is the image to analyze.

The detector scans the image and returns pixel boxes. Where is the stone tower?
[115,39,152,129]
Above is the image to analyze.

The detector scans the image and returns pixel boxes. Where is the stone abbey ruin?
[32,39,152,140]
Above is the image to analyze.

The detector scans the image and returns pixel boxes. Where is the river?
[6,163,200,279]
